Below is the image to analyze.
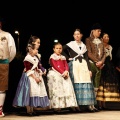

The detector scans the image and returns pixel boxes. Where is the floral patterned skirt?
[47,70,78,108]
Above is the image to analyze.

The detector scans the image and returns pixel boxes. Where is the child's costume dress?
[47,53,78,108]
[13,53,49,108]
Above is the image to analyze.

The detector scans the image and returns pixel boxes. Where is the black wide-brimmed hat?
[91,23,102,30]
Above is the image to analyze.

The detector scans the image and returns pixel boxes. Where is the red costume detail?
[50,58,69,74]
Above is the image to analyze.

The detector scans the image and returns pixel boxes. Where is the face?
[102,34,109,44]
[92,29,101,38]
[32,39,40,49]
[53,44,62,55]
[73,30,83,42]
[32,48,38,56]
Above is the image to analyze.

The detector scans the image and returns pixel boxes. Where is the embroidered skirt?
[47,69,78,109]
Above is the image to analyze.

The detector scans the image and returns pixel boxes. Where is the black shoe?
[32,112,39,116]
[54,110,61,114]
[69,108,76,113]
[93,108,99,112]
[89,109,95,113]
[98,106,108,110]
[26,112,33,117]
[87,108,95,113]
[76,109,82,113]
[102,107,109,110]
[98,107,103,110]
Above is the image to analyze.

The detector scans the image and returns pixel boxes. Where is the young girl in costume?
[13,37,49,116]
[47,42,78,113]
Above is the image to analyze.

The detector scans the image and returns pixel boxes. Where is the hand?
[23,68,26,72]
[35,77,41,83]
[96,61,103,68]
[43,69,47,75]
[99,64,105,69]
[64,71,68,77]
[64,75,68,80]
[39,72,43,76]
[62,71,69,79]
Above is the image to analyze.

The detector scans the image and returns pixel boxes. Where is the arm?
[36,54,46,74]
[24,61,32,71]
[84,51,91,71]
[38,61,46,74]
[62,60,69,79]
[63,60,69,71]
[24,61,41,83]
[24,61,35,76]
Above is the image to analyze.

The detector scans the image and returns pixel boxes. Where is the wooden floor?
[1,110,120,120]
[1,102,120,120]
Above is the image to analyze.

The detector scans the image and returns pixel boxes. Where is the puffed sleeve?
[24,61,34,76]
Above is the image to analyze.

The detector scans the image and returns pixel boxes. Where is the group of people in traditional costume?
[0,17,120,117]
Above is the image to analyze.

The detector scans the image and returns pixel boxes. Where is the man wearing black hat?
[85,23,106,110]
[0,17,16,117]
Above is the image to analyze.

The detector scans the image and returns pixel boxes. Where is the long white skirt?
[47,70,78,109]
